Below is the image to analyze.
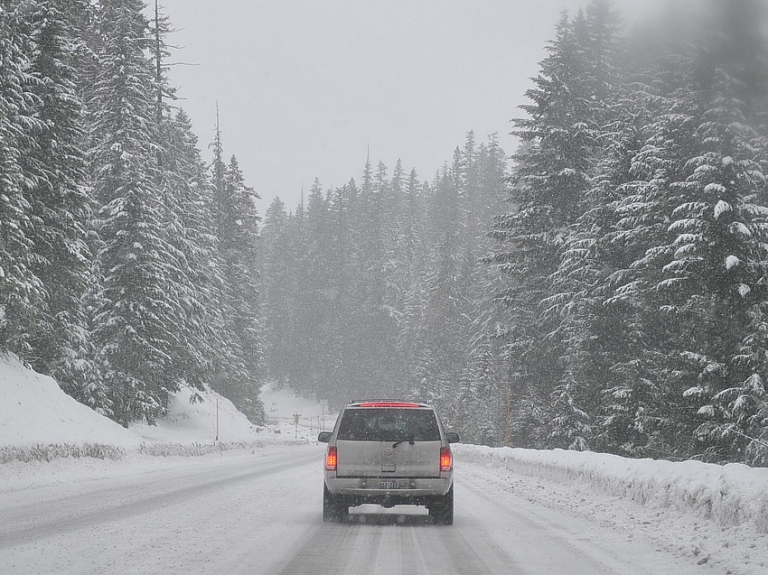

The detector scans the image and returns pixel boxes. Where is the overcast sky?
[157,0,670,214]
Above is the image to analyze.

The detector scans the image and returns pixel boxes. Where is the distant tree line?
[259,134,510,445]
[0,0,263,426]
[261,0,768,466]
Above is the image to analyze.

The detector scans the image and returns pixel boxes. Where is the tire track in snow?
[0,450,318,548]
[272,499,521,574]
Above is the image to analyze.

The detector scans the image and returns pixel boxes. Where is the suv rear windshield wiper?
[392,434,415,448]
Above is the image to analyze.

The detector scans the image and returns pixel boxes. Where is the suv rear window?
[337,408,440,442]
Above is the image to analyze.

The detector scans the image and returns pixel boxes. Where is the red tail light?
[440,446,453,472]
[326,446,338,471]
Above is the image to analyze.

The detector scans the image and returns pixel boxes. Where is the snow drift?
[454,444,768,533]
[0,353,309,464]
[0,353,140,449]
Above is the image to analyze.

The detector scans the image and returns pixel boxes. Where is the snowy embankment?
[454,444,768,534]
[0,353,328,465]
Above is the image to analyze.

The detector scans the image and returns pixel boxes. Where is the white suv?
[318,401,459,525]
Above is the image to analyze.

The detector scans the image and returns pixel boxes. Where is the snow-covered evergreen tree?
[157,109,221,392]
[209,128,264,423]
[87,0,185,425]
[491,9,600,448]
[668,12,768,461]
[261,196,293,386]
[600,42,703,458]
[21,0,92,391]
[0,0,46,357]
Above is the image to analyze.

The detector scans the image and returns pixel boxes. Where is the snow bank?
[130,385,257,444]
[0,354,314,464]
[454,444,768,533]
[0,353,140,449]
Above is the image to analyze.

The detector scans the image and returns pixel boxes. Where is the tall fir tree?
[209,116,264,423]
[0,0,46,357]
[87,0,185,424]
[261,196,294,387]
[22,0,92,392]
[491,10,599,448]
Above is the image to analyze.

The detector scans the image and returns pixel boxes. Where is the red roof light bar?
[357,402,422,408]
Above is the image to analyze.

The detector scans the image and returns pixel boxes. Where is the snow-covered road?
[0,444,710,575]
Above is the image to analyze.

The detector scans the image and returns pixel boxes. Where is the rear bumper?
[325,474,452,506]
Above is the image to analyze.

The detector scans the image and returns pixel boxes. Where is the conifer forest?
[2,0,768,466]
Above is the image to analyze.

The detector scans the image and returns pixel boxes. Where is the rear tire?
[429,486,454,525]
[323,485,347,522]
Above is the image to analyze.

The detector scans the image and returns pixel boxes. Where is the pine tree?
[0,0,46,357]
[299,178,333,398]
[282,196,310,396]
[157,108,221,391]
[601,43,704,458]
[87,0,184,424]
[670,14,768,461]
[209,123,264,423]
[491,10,599,447]
[704,0,768,467]
[324,180,360,405]
[21,0,92,391]
[601,0,768,461]
[458,134,510,445]
[261,196,293,385]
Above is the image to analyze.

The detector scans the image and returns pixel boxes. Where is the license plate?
[379,480,401,489]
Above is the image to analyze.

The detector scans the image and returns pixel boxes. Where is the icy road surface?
[0,444,705,575]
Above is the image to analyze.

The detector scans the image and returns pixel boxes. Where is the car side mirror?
[317,431,332,443]
[445,432,459,444]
